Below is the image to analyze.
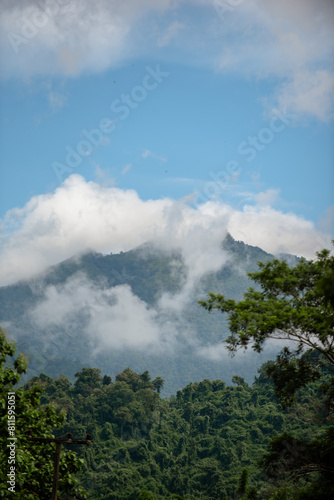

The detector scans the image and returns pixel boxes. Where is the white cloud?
[30,272,173,351]
[156,200,231,312]
[142,150,167,162]
[121,163,132,175]
[228,204,331,258]
[214,0,334,121]
[253,188,280,207]
[1,0,333,120]
[0,0,173,78]
[0,175,331,286]
[275,69,334,122]
[47,89,68,112]
[319,205,334,235]
[0,175,170,284]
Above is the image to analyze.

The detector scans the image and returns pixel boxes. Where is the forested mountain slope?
[0,235,292,394]
[1,245,333,499]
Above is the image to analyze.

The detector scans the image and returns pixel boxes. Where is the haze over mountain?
[0,233,298,395]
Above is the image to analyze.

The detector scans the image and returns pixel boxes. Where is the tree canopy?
[200,246,334,498]
[199,247,334,393]
[0,327,86,499]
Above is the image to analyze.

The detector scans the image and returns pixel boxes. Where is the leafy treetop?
[200,247,334,368]
[0,327,87,499]
[199,247,334,407]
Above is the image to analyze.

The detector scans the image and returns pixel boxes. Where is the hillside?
[0,234,292,395]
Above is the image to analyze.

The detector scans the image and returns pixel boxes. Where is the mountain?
[0,234,295,395]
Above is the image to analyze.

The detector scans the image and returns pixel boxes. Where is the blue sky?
[0,0,333,285]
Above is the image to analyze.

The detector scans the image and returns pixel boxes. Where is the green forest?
[1,248,333,499]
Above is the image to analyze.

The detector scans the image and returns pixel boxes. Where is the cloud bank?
[0,0,333,120]
[30,272,178,352]
[0,174,331,286]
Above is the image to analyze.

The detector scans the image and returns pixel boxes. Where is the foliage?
[2,332,332,498]
[200,246,334,498]
[23,361,332,499]
[199,247,334,400]
[0,327,86,499]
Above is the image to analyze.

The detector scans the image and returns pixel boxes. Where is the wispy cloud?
[94,164,115,186]
[213,0,334,121]
[274,68,334,122]
[0,0,172,78]
[253,188,281,207]
[121,163,132,175]
[1,0,332,120]
[142,149,167,162]
[47,90,68,113]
